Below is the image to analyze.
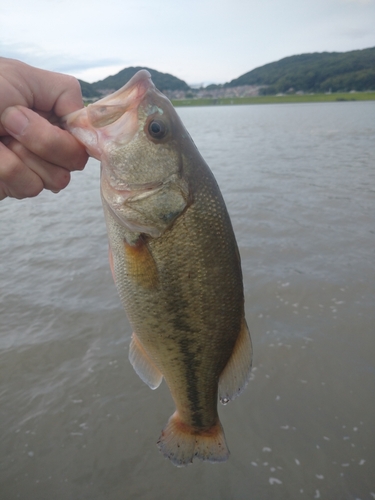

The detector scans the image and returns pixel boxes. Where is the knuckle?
[50,168,71,191]
[0,158,24,183]
[44,167,70,192]
[23,182,44,199]
[0,163,43,199]
[26,124,62,160]
[71,148,88,171]
[63,75,82,94]
[58,137,88,171]
[7,138,25,156]
[0,183,9,200]
[56,74,83,106]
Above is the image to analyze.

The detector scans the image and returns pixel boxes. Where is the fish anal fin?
[157,411,229,467]
[219,317,253,404]
[124,237,159,289]
[129,333,163,390]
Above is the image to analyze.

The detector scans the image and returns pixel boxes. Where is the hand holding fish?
[0,57,88,200]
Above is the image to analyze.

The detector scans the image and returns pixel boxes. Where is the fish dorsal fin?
[218,317,253,404]
[129,333,163,390]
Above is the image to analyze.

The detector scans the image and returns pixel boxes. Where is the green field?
[172,92,375,107]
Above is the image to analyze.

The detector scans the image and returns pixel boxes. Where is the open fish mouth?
[82,70,153,129]
[61,70,155,159]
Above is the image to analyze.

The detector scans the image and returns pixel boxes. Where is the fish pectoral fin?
[218,317,253,404]
[124,238,159,289]
[129,333,163,390]
[157,411,229,467]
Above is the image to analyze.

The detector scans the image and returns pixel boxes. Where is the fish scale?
[63,69,252,466]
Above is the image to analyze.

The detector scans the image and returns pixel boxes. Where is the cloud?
[1,0,374,84]
[0,41,126,78]
[342,0,374,4]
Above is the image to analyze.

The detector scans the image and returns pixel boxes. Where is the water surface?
[1,101,374,499]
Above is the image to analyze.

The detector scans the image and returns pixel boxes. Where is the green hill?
[79,67,189,98]
[91,66,189,93]
[226,47,375,94]
[79,48,375,98]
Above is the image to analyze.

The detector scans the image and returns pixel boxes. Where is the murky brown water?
[1,102,374,499]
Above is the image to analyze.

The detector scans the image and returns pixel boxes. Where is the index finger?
[0,58,84,118]
[32,71,85,117]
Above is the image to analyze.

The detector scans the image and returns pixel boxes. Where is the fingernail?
[2,107,29,136]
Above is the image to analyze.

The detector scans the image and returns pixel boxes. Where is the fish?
[62,70,252,467]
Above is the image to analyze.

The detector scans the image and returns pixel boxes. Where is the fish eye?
[148,120,167,139]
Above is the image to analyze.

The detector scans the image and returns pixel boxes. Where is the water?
[1,101,374,499]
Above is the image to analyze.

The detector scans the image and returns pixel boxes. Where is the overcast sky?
[1,0,374,86]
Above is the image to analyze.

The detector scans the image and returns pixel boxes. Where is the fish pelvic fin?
[218,317,253,404]
[157,412,229,467]
[129,333,163,390]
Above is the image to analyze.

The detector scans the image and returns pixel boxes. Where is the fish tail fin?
[157,411,229,467]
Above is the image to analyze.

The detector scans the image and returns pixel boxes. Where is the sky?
[1,0,374,86]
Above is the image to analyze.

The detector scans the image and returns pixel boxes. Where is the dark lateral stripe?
[177,336,205,428]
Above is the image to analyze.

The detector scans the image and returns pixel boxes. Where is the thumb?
[1,106,88,170]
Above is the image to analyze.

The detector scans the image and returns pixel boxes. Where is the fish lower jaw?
[105,179,164,210]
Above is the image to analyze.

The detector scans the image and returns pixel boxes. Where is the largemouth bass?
[63,70,252,466]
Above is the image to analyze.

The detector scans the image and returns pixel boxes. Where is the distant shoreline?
[171,92,375,107]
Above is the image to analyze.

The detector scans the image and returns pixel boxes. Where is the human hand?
[0,57,89,200]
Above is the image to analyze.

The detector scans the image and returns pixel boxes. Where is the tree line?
[226,48,375,94]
